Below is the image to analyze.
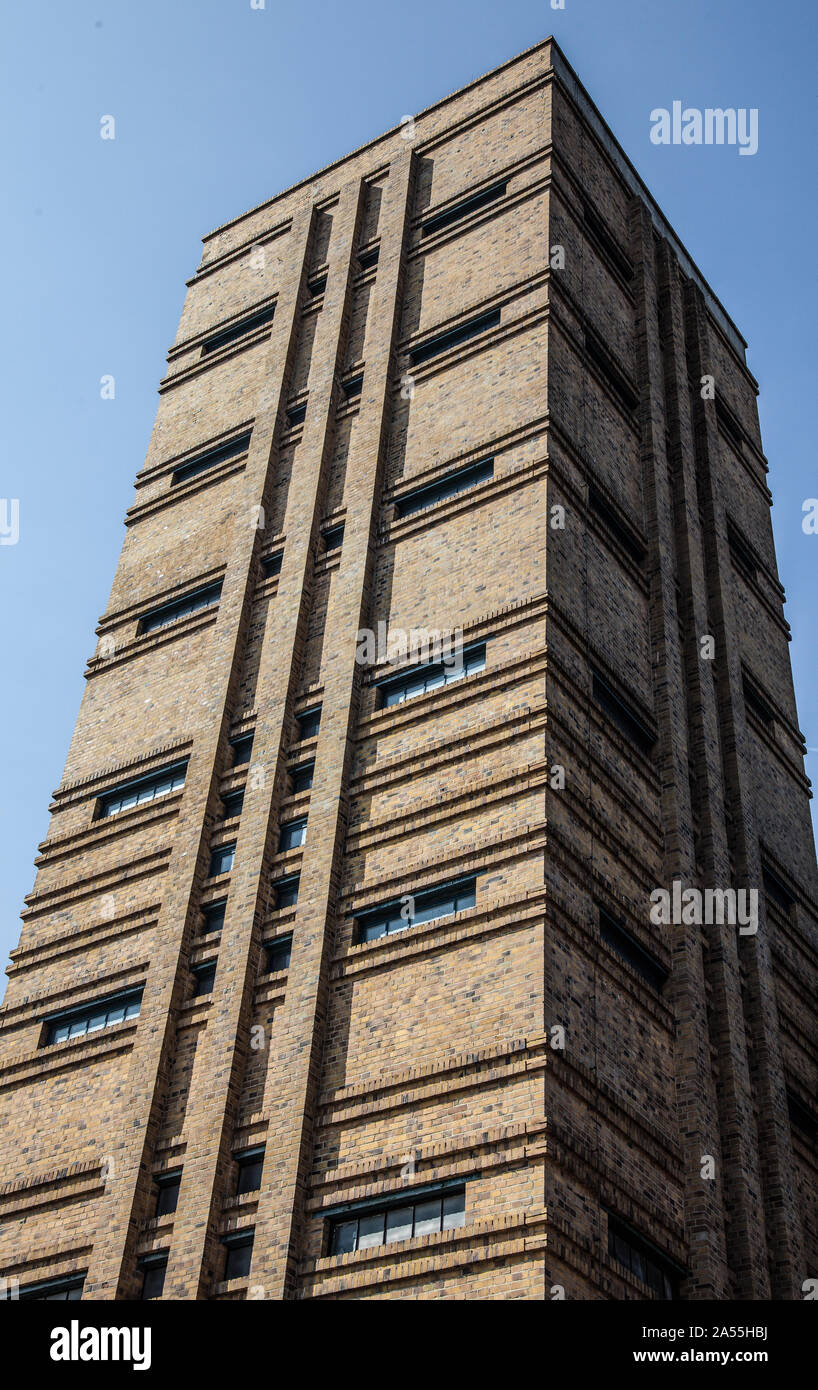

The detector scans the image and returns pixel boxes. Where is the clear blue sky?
[1,0,815,999]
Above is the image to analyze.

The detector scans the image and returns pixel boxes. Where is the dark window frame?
[201,305,275,356]
[395,458,494,519]
[171,432,252,487]
[409,309,500,367]
[421,181,507,238]
[598,905,667,991]
[208,843,236,877]
[356,876,476,944]
[377,642,486,709]
[139,581,222,636]
[327,1181,466,1256]
[97,759,189,819]
[592,670,656,756]
[43,987,144,1046]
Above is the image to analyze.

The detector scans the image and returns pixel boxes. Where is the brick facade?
[1,38,815,1302]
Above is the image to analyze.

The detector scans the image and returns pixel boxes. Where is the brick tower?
[1,38,815,1301]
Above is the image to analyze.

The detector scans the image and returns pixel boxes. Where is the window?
[409,309,500,367]
[584,329,639,412]
[202,305,275,355]
[191,961,217,997]
[588,483,646,565]
[762,862,795,916]
[209,843,236,877]
[395,459,494,518]
[221,789,245,819]
[223,1232,254,1281]
[422,181,507,237]
[307,275,327,296]
[742,673,775,732]
[18,1275,85,1301]
[322,524,345,551]
[230,734,254,767]
[592,670,656,756]
[378,643,486,708]
[172,432,252,486]
[341,375,362,401]
[787,1091,817,1145]
[357,877,475,944]
[715,398,745,451]
[279,817,307,852]
[291,762,314,794]
[235,1147,265,1195]
[296,706,321,741]
[44,988,143,1046]
[286,402,307,426]
[201,900,226,935]
[140,582,222,635]
[98,760,188,818]
[154,1171,181,1218]
[607,1215,680,1299]
[727,520,759,585]
[358,246,379,270]
[264,935,292,973]
[262,551,282,578]
[328,1184,465,1256]
[273,874,300,909]
[599,906,667,991]
[582,201,634,282]
[139,1254,167,1301]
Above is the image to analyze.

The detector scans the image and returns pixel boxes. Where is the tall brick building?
[1,37,816,1302]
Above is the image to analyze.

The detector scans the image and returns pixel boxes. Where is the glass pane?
[225,1241,253,1280]
[68,1018,88,1037]
[330,1220,358,1255]
[631,1250,646,1283]
[357,1212,385,1250]
[86,1011,107,1033]
[52,1024,70,1044]
[424,670,445,691]
[404,677,426,700]
[442,1191,465,1229]
[413,894,450,924]
[156,1180,180,1217]
[385,1206,413,1243]
[141,1264,166,1300]
[106,1004,125,1024]
[237,1158,264,1195]
[66,1286,83,1300]
[413,1199,442,1237]
[360,920,386,943]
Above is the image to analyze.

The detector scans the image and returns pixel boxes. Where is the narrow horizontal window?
[341,375,363,400]
[261,551,283,578]
[378,643,486,709]
[235,1147,265,1195]
[584,330,639,412]
[202,305,275,355]
[209,843,236,877]
[762,862,795,915]
[44,987,143,1046]
[191,960,217,997]
[140,581,222,635]
[296,706,321,741]
[264,934,292,974]
[139,1253,167,1301]
[357,876,475,944]
[328,1183,465,1256]
[726,520,758,584]
[18,1275,85,1301]
[273,874,300,909]
[715,398,744,451]
[592,670,656,755]
[291,762,314,794]
[583,202,634,282]
[279,816,307,852]
[98,759,188,819]
[409,309,500,367]
[201,900,226,935]
[607,1214,680,1299]
[742,673,775,731]
[223,1232,254,1281]
[422,181,507,237]
[599,906,667,991]
[286,402,307,426]
[230,734,254,766]
[154,1171,181,1218]
[787,1091,817,1144]
[172,432,251,486]
[395,459,494,518]
[358,246,379,270]
[221,788,245,820]
[588,483,645,565]
[307,275,327,297]
[322,523,345,551]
